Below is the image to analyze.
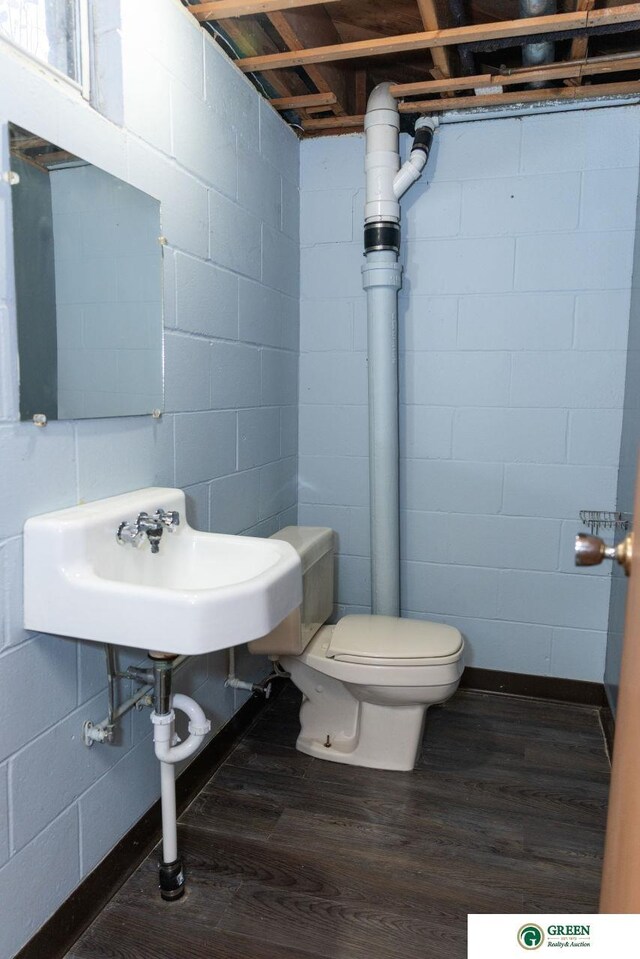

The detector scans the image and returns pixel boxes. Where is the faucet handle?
[155,508,180,530]
[117,520,145,548]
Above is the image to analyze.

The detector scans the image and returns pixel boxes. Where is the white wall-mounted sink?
[24,487,302,656]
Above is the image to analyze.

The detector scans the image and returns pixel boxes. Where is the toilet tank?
[248,527,334,656]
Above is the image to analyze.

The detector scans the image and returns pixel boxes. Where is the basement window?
[0,0,90,96]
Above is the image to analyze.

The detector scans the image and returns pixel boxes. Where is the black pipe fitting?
[411,125,434,157]
[364,221,400,255]
[159,857,185,901]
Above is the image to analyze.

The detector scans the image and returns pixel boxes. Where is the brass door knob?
[575,533,633,576]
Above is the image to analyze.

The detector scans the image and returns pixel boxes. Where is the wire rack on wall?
[579,510,630,535]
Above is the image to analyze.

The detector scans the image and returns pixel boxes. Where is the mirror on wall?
[9,123,164,421]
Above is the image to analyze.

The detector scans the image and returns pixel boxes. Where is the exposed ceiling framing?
[9,126,80,172]
[185,0,640,135]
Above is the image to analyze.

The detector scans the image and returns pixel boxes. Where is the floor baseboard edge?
[599,701,615,760]
[460,666,608,707]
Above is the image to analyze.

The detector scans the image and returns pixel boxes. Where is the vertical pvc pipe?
[363,83,435,618]
[362,251,403,616]
[160,760,178,864]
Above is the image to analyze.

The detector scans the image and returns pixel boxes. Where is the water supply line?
[104,643,117,740]
[225,645,264,694]
[82,647,189,746]
[362,82,437,616]
[225,645,285,697]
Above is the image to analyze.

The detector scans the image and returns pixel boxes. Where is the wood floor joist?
[390,50,640,97]
[302,114,364,130]
[270,91,337,109]
[416,0,454,87]
[397,77,640,112]
[237,4,640,72]
[566,0,597,82]
[191,0,340,20]
[188,1,640,135]
[209,13,312,106]
[265,4,353,115]
[302,77,640,130]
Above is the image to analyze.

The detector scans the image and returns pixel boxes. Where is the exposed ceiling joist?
[391,50,640,96]
[397,77,640,111]
[192,0,340,20]
[188,0,640,135]
[265,4,353,114]
[304,80,640,132]
[566,0,596,85]
[416,0,453,84]
[302,76,640,130]
[270,91,337,109]
[354,69,367,113]
[207,9,312,104]
[237,4,640,72]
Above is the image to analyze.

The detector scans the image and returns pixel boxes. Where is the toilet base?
[282,654,460,771]
[296,697,428,771]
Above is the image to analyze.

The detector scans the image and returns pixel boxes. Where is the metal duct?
[448,0,476,76]
[520,0,557,86]
[458,21,640,56]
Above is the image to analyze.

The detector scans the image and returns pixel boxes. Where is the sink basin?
[24,487,302,656]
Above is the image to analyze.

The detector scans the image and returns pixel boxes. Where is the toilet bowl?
[249,527,464,771]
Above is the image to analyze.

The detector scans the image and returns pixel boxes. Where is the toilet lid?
[327,615,463,666]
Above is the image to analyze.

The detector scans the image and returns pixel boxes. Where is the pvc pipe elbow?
[415,116,439,133]
[392,117,438,199]
[151,695,211,765]
[157,734,202,765]
[364,83,402,223]
[365,82,398,118]
[172,693,210,737]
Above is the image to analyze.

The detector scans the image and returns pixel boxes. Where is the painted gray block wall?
[604,165,640,711]
[0,1,299,955]
[299,108,640,683]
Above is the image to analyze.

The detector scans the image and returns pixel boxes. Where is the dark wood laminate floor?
[66,685,610,959]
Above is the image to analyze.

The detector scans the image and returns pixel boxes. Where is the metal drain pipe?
[363,83,437,615]
[520,0,557,85]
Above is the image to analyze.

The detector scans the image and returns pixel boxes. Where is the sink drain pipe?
[362,83,437,615]
[150,657,211,900]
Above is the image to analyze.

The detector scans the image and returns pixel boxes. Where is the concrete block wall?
[299,107,640,683]
[0,1,298,955]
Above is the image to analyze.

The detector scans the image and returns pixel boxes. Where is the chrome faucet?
[117,508,180,554]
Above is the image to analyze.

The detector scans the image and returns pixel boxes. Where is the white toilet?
[249,527,464,771]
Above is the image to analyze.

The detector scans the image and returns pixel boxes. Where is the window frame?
[0,0,91,100]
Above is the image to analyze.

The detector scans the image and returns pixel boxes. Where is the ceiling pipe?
[362,83,437,616]
[520,0,557,86]
[447,0,476,76]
